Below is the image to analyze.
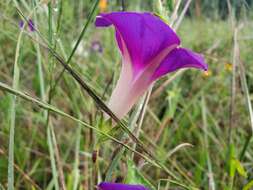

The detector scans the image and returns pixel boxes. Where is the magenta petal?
[98,182,149,190]
[151,47,208,80]
[95,12,180,75]
[96,12,208,119]
[28,19,35,32]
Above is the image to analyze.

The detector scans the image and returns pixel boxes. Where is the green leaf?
[234,159,247,178]
[243,180,253,190]
[96,121,121,146]
[166,0,174,11]
[229,144,236,177]
[125,159,156,190]
[230,158,247,178]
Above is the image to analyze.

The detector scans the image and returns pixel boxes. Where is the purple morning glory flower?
[28,19,35,32]
[19,20,24,29]
[95,12,208,119]
[98,182,149,190]
[91,40,103,53]
[19,19,35,32]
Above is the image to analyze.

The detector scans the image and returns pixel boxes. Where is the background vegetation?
[0,0,253,189]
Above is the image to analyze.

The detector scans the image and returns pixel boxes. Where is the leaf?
[125,159,156,190]
[243,180,253,190]
[234,159,247,178]
[229,144,236,178]
[96,120,121,146]
[230,158,247,178]
[166,0,174,11]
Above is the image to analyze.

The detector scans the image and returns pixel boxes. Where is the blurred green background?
[0,0,253,189]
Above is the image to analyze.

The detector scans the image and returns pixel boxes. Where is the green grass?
[7,22,23,190]
[1,0,253,189]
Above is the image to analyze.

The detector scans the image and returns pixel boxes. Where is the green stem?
[7,29,23,190]
[46,2,60,190]
[51,0,99,96]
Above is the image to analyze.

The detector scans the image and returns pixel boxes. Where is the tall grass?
[7,26,23,190]
[0,0,253,189]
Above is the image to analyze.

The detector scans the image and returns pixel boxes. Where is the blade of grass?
[132,86,153,154]
[105,96,146,181]
[238,35,253,161]
[173,0,192,30]
[32,1,46,111]
[7,29,23,190]
[158,179,197,190]
[170,0,182,26]
[51,0,99,96]
[33,2,59,189]
[201,95,216,190]
[121,0,126,11]
[46,1,61,189]
[14,9,100,187]
[2,149,41,190]
[73,121,81,190]
[227,22,243,190]
[46,126,59,190]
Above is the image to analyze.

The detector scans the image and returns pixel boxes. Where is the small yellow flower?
[225,62,233,72]
[99,0,107,12]
[202,70,212,78]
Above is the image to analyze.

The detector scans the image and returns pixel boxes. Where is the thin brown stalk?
[154,117,172,143]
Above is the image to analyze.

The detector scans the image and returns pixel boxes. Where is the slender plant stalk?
[46,1,98,188]
[105,96,145,181]
[228,27,238,149]
[73,120,81,190]
[131,86,153,155]
[228,23,241,190]
[33,1,46,111]
[62,80,83,190]
[238,60,253,132]
[121,0,126,11]
[238,39,253,161]
[201,95,216,190]
[173,0,192,30]
[45,2,61,190]
[46,126,59,190]
[51,0,99,95]
[170,0,182,26]
[105,91,149,182]
[7,30,23,190]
